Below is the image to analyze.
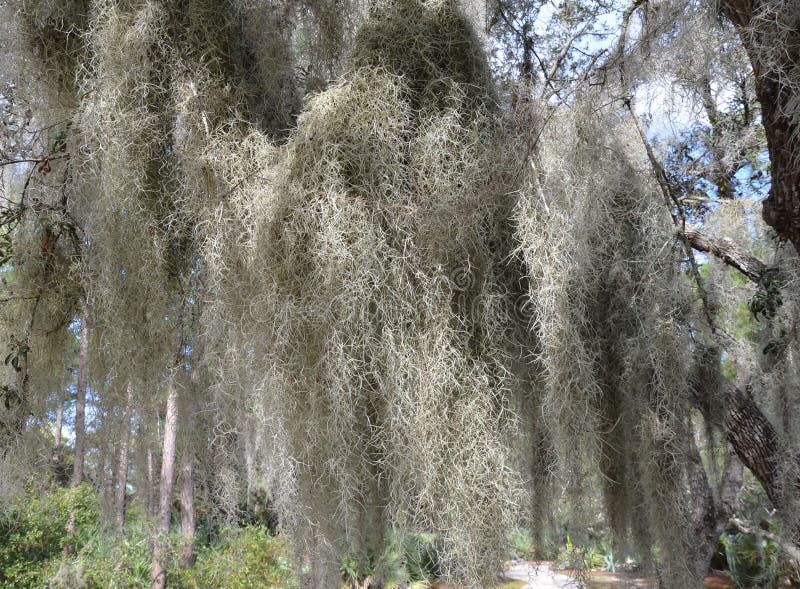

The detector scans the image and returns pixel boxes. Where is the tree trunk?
[725,384,786,507]
[151,381,179,589]
[686,433,743,586]
[147,443,156,518]
[52,391,65,477]
[71,311,89,487]
[115,383,134,534]
[178,448,196,568]
[54,392,64,447]
[718,0,800,252]
[65,310,89,556]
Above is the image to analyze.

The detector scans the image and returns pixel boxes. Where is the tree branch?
[725,384,786,508]
[682,225,767,284]
[730,517,800,566]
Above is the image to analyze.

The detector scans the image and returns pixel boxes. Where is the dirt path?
[502,562,662,588]
[503,562,577,588]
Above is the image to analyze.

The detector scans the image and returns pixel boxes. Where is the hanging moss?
[351,0,491,111]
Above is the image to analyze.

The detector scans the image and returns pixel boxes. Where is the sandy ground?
[502,562,578,588]
[502,562,733,589]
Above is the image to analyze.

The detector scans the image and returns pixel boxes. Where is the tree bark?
[687,434,743,585]
[151,381,179,589]
[71,311,89,487]
[178,448,196,568]
[682,225,767,283]
[115,383,134,534]
[64,310,89,556]
[718,0,800,252]
[147,443,156,518]
[725,384,786,507]
[54,392,64,448]
[52,391,65,477]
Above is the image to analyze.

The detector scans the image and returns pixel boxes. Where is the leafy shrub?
[58,521,153,588]
[0,484,97,588]
[173,525,296,589]
[554,535,612,572]
[340,532,440,589]
[509,528,534,560]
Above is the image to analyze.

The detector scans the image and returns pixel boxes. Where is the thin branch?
[0,153,70,167]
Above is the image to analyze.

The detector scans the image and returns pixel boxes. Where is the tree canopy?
[0,0,799,587]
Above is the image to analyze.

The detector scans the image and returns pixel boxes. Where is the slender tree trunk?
[115,383,134,534]
[71,312,89,487]
[54,393,64,447]
[65,310,89,555]
[147,443,156,518]
[151,381,179,589]
[178,448,196,568]
[52,392,65,477]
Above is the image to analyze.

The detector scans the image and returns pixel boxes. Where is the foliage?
[339,531,441,589]
[717,530,799,588]
[554,535,615,573]
[173,526,296,589]
[509,528,535,560]
[0,483,97,588]
[1,484,296,589]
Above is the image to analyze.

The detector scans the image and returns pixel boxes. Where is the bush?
[509,529,534,560]
[173,525,296,589]
[58,521,153,588]
[340,532,441,589]
[0,484,98,588]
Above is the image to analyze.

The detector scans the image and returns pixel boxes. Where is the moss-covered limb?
[682,225,767,284]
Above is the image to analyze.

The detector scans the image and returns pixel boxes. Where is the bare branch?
[682,224,768,283]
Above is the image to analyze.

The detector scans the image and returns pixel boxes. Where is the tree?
[0,0,798,588]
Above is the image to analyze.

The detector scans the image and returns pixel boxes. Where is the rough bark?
[115,384,134,534]
[71,312,89,487]
[687,435,744,585]
[725,383,785,507]
[151,381,179,589]
[178,448,196,568]
[718,0,800,252]
[683,225,767,283]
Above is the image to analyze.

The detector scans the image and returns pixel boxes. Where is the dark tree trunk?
[725,384,787,507]
[718,0,800,252]
[686,434,743,586]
